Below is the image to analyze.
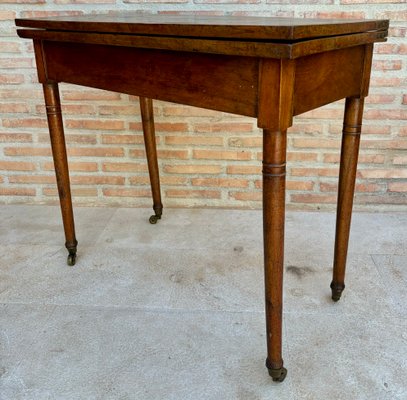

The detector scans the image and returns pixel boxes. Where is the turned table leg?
[43,82,77,266]
[139,97,163,224]
[263,129,287,382]
[331,97,365,301]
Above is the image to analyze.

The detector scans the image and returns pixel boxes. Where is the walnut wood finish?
[331,97,365,301]
[43,82,77,266]
[139,97,163,224]
[15,13,388,40]
[263,129,288,382]
[15,14,388,383]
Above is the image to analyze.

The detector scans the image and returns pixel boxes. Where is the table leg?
[139,97,163,224]
[331,97,364,301]
[263,129,287,382]
[43,82,77,266]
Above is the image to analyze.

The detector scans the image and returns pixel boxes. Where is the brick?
[0,89,41,99]
[129,176,187,186]
[9,175,55,184]
[376,11,407,21]
[0,133,32,142]
[289,123,324,134]
[328,124,391,135]
[1,42,21,53]
[303,11,365,19]
[0,11,16,20]
[193,122,253,133]
[43,188,97,197]
[362,140,407,150]
[359,169,407,179]
[66,135,97,144]
[124,0,187,3]
[402,95,407,105]
[129,149,189,159]
[399,127,407,137]
[0,161,35,171]
[42,162,98,172]
[67,147,124,157]
[393,156,407,165]
[374,44,400,54]
[291,167,339,177]
[166,189,220,199]
[102,162,147,172]
[370,77,403,87]
[0,188,36,196]
[21,11,83,18]
[0,103,30,113]
[227,165,261,175]
[229,191,261,201]
[0,74,24,85]
[389,27,406,37]
[99,105,140,115]
[2,1,44,3]
[102,188,151,197]
[320,182,381,193]
[388,183,407,192]
[342,0,405,3]
[4,147,51,156]
[191,178,249,188]
[365,94,396,104]
[355,195,407,205]
[292,138,341,149]
[196,0,259,3]
[300,109,343,119]
[0,58,33,69]
[165,136,223,146]
[372,60,402,71]
[231,10,294,17]
[62,90,121,101]
[323,153,385,164]
[66,119,124,130]
[255,180,314,190]
[131,122,188,132]
[55,0,114,3]
[102,135,145,145]
[256,151,319,161]
[70,176,125,185]
[164,165,221,174]
[269,0,333,4]
[193,150,252,160]
[228,137,261,147]
[291,194,337,203]
[2,118,46,128]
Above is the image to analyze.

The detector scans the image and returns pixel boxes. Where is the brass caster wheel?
[67,253,76,266]
[268,367,287,383]
[149,214,161,224]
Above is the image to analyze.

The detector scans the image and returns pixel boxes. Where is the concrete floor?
[0,204,406,400]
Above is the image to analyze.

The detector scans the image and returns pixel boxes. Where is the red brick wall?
[0,1,406,210]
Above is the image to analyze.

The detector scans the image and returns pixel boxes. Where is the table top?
[15,13,389,41]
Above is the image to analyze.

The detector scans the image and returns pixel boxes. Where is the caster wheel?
[268,367,287,382]
[67,253,76,266]
[330,281,345,302]
[149,215,161,224]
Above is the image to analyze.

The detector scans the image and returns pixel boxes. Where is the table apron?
[36,40,369,128]
[40,40,259,118]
